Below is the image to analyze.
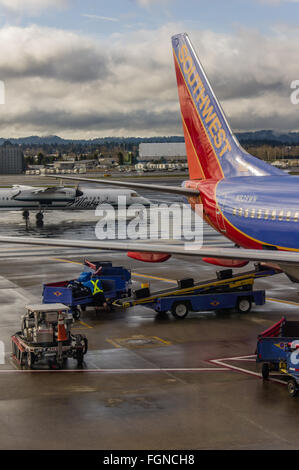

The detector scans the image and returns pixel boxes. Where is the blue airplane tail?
[172,33,284,180]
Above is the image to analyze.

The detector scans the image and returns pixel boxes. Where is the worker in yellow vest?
[77,272,108,310]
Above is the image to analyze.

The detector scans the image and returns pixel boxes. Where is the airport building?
[53,160,75,170]
[138,142,187,161]
[0,141,25,174]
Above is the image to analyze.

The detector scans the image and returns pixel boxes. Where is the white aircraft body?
[0,185,150,210]
[0,185,150,223]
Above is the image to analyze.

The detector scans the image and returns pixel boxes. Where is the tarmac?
[0,175,299,450]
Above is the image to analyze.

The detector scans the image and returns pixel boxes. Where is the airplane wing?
[32,186,69,194]
[12,185,70,194]
[0,235,298,266]
[47,175,199,197]
[12,185,82,201]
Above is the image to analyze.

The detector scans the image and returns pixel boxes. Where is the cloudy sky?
[0,0,298,138]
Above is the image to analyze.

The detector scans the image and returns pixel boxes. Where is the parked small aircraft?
[0,184,150,224]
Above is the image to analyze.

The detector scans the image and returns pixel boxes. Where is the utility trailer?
[11,303,88,369]
[114,267,277,318]
[153,288,265,318]
[256,317,299,396]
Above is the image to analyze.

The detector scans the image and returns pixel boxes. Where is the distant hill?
[1,131,299,146]
[0,135,186,146]
[236,130,299,145]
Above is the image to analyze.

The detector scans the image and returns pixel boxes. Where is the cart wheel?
[26,352,35,369]
[262,363,270,380]
[104,304,111,313]
[77,349,84,367]
[82,337,88,355]
[236,297,252,313]
[72,308,81,320]
[172,302,189,319]
[48,360,60,370]
[217,308,232,314]
[288,378,298,397]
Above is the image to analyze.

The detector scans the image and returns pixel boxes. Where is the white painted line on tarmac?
[0,366,227,374]
[209,355,286,385]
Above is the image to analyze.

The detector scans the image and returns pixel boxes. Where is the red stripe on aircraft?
[182,117,205,180]
[173,53,223,181]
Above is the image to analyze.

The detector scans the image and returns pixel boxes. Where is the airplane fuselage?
[186,174,299,252]
[0,187,150,211]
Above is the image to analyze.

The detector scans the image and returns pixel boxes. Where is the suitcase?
[177,278,194,289]
[134,287,150,299]
[216,269,233,280]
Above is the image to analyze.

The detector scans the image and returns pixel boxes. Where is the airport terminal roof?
[139,142,186,158]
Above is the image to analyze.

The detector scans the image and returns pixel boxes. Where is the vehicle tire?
[217,308,232,314]
[26,352,35,369]
[236,297,252,313]
[48,360,61,370]
[171,302,189,319]
[288,378,298,397]
[77,349,84,367]
[72,307,80,320]
[262,363,270,380]
[82,337,88,355]
[155,309,168,315]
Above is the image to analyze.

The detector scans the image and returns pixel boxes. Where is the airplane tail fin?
[172,33,284,180]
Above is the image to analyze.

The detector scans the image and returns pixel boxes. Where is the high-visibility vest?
[82,278,103,295]
[90,279,103,295]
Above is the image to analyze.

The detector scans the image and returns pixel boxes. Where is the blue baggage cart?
[43,262,131,318]
[114,267,271,318]
[256,317,299,396]
[152,289,265,318]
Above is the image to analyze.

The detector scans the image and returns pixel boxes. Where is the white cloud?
[135,0,171,7]
[0,23,298,138]
[0,25,108,82]
[258,0,299,3]
[82,14,119,22]
[0,0,68,14]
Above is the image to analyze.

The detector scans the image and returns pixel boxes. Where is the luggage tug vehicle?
[11,303,88,369]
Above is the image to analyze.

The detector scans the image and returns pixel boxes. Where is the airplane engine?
[127,251,171,263]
